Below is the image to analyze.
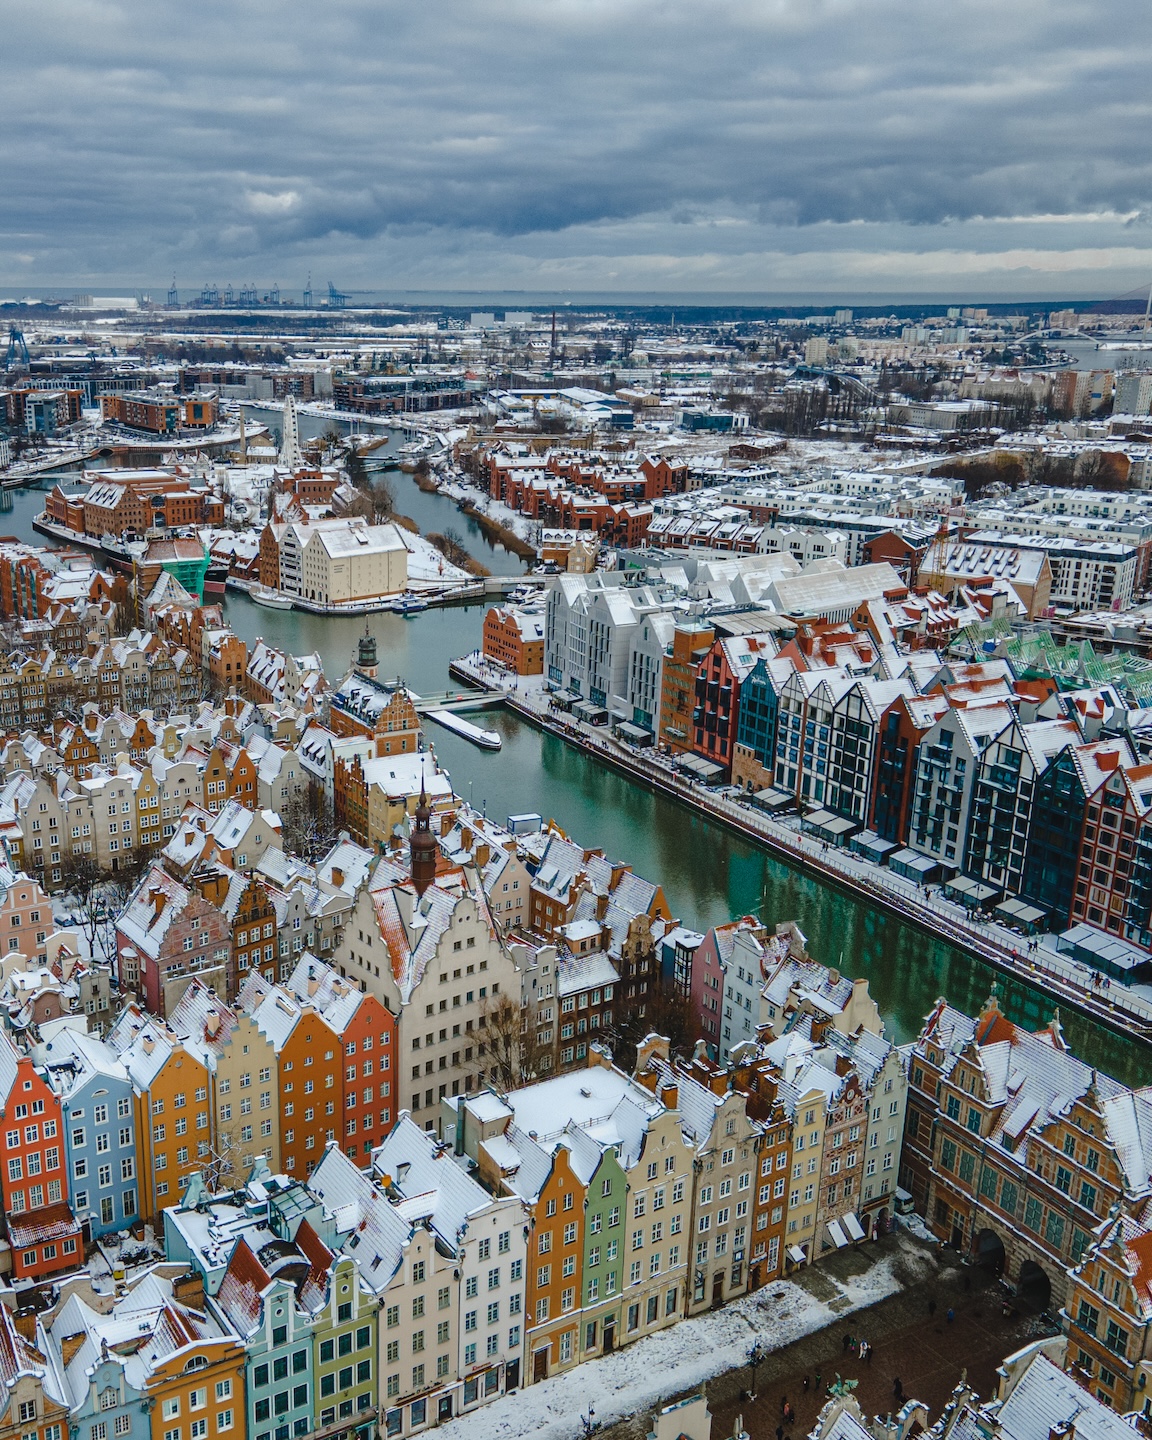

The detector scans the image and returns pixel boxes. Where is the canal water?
[5,476,1148,1081]
[218,591,1149,1083]
[240,405,529,574]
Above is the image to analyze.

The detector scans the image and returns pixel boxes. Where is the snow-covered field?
[437,1240,934,1440]
[402,528,473,583]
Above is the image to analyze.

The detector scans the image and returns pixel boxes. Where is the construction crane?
[302,273,313,307]
[223,283,235,305]
[238,283,258,305]
[200,283,220,306]
[327,281,374,308]
[4,326,30,371]
[167,276,178,307]
[263,283,281,305]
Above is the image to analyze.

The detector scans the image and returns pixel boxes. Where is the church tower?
[410,775,438,897]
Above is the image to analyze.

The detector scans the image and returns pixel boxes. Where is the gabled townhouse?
[168,978,282,1179]
[907,700,1015,872]
[1019,738,1134,927]
[692,633,778,779]
[42,1290,150,1440]
[373,1115,528,1404]
[961,715,1079,899]
[284,954,397,1166]
[108,1007,212,1222]
[731,655,796,794]
[0,1029,83,1281]
[688,916,769,1064]
[825,676,915,825]
[913,988,1152,1311]
[330,847,520,1132]
[37,1026,137,1239]
[116,863,231,1015]
[1064,1211,1152,1410]
[305,1145,443,1437]
[0,1301,69,1440]
[243,976,342,1180]
[450,1052,694,1381]
[638,1042,761,1312]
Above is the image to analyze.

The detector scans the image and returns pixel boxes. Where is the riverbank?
[449,652,1152,1046]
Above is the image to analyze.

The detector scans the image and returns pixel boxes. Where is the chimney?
[308,975,320,997]
[331,867,344,888]
[204,1010,221,1039]
[460,826,473,851]
[595,892,609,922]
[475,843,490,869]
[834,1054,850,1077]
[1050,1423,1075,1440]
[440,813,453,837]
[142,1034,155,1054]
[660,1082,678,1109]
[172,1271,205,1310]
[150,888,166,921]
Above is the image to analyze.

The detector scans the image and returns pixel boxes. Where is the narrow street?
[600,1244,1056,1440]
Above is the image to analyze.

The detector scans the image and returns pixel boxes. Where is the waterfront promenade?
[449,650,1152,1043]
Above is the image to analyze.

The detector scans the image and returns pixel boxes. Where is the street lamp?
[580,1406,600,1439]
[747,1340,766,1402]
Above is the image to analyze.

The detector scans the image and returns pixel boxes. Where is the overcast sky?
[5,0,1152,300]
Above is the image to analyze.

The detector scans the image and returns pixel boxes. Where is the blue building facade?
[42,1029,138,1239]
[734,657,782,782]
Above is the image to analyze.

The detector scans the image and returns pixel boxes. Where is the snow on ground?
[402,528,472,583]
[437,1240,934,1440]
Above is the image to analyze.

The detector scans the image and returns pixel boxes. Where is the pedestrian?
[802,1376,810,1393]
[893,1378,903,1399]
[865,1342,872,1366]
[946,1308,955,1324]
[785,1406,794,1426]
[814,1371,822,1393]
[928,1297,936,1317]
[781,1397,788,1419]
[776,1427,783,1440]
[843,1333,851,1353]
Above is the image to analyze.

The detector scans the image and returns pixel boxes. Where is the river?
[217,589,1147,1082]
[5,461,1148,1081]
[240,405,530,574]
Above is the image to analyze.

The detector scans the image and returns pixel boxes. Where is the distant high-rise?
[279,395,302,468]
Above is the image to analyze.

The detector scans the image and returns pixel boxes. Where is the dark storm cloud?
[4,0,1152,282]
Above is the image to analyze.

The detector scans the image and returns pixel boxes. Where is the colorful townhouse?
[451,1049,696,1381]
[284,955,397,1166]
[373,1115,528,1402]
[0,1029,83,1281]
[0,1302,69,1440]
[108,1007,212,1222]
[242,975,343,1179]
[168,978,282,1179]
[43,1289,150,1440]
[212,1238,317,1440]
[37,1027,138,1240]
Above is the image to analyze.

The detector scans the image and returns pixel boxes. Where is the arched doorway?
[1017,1260,1052,1312]
[973,1228,1006,1275]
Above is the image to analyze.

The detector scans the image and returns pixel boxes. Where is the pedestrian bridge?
[413,691,506,715]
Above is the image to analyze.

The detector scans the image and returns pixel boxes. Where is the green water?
[221,592,1151,1085]
[6,465,1145,1082]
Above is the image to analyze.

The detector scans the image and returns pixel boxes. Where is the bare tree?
[279,778,337,863]
[480,993,551,1089]
[56,852,143,958]
[371,476,396,521]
